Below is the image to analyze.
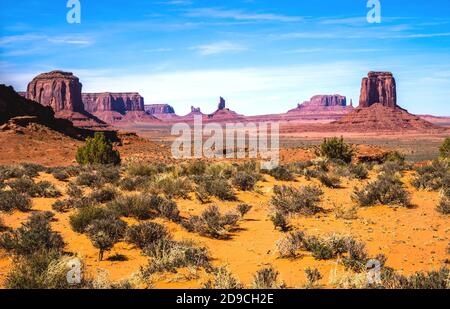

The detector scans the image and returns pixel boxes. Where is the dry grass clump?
[148,174,192,199]
[52,196,95,213]
[236,204,252,218]
[352,172,411,207]
[141,238,210,275]
[348,164,369,180]
[232,171,259,191]
[318,172,341,188]
[7,177,61,198]
[182,205,240,239]
[195,178,237,201]
[275,231,305,258]
[304,267,323,288]
[119,176,150,191]
[271,185,323,215]
[262,165,294,181]
[333,203,358,220]
[202,265,242,289]
[270,211,290,232]
[437,187,450,215]
[89,186,120,203]
[251,266,285,289]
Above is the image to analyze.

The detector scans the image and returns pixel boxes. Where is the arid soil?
[1,166,448,288]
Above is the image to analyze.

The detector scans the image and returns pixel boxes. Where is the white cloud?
[189,41,247,55]
[185,7,302,22]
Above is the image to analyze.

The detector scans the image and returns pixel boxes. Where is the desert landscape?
[0,67,448,289]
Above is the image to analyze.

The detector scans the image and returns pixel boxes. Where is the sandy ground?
[1,169,448,289]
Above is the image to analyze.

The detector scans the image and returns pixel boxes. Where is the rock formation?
[144,104,175,115]
[359,72,397,108]
[83,93,144,114]
[26,71,84,113]
[290,95,349,112]
[25,71,107,128]
[208,97,243,121]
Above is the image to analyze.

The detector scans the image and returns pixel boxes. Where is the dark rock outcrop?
[359,72,397,108]
[208,97,243,121]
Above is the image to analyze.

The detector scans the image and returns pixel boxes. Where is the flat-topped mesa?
[359,71,397,108]
[296,95,348,111]
[144,104,175,115]
[26,70,84,113]
[83,92,145,114]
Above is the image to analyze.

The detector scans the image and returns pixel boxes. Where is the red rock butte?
[359,71,397,108]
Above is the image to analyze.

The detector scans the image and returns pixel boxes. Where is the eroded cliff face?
[359,72,397,108]
[144,104,175,115]
[293,95,348,111]
[83,93,145,114]
[26,71,84,113]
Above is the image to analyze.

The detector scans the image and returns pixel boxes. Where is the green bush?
[0,212,64,256]
[76,132,121,165]
[126,222,170,249]
[439,138,450,159]
[352,172,411,207]
[271,185,323,215]
[0,191,32,212]
[69,206,118,233]
[316,137,354,164]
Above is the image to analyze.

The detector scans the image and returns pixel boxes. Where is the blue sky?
[1,0,450,116]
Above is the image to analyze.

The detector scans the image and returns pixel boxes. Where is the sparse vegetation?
[202,266,242,289]
[251,266,284,289]
[318,173,341,188]
[271,185,323,215]
[232,171,258,191]
[270,211,290,232]
[69,206,118,233]
[411,159,449,191]
[86,217,127,261]
[149,175,192,199]
[349,164,369,180]
[8,177,61,198]
[236,204,252,217]
[0,191,32,212]
[439,138,450,159]
[182,205,239,239]
[263,166,294,181]
[333,203,358,220]
[316,137,354,164]
[196,178,236,201]
[76,132,121,165]
[126,222,170,249]
[304,267,322,288]
[352,172,410,207]
[90,186,119,203]
[437,188,450,215]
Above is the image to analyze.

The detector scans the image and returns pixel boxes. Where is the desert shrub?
[127,163,159,177]
[76,132,121,165]
[90,186,119,203]
[0,164,45,180]
[126,222,170,249]
[151,195,180,221]
[205,162,236,180]
[0,212,64,256]
[316,137,353,164]
[340,238,369,272]
[86,217,127,261]
[349,164,369,180]
[318,173,341,188]
[66,182,83,198]
[305,267,323,288]
[149,175,192,199]
[333,204,358,220]
[8,177,36,196]
[202,266,242,289]
[69,206,118,233]
[196,178,236,201]
[440,138,450,159]
[251,266,284,289]
[236,204,252,217]
[20,163,46,177]
[0,218,8,232]
[76,172,104,188]
[437,188,450,215]
[51,170,70,181]
[263,166,294,181]
[270,212,290,232]
[181,161,207,176]
[303,167,321,180]
[384,151,405,164]
[352,172,410,207]
[381,267,449,289]
[195,185,211,204]
[182,205,239,239]
[303,236,336,260]
[142,238,210,275]
[276,231,305,258]
[0,191,32,212]
[4,250,66,289]
[95,165,121,184]
[51,200,69,213]
[232,171,258,191]
[271,185,323,215]
[379,161,407,174]
[119,176,150,191]
[411,160,449,191]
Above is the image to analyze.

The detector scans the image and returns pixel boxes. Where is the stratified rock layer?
[359,72,397,108]
[293,95,348,111]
